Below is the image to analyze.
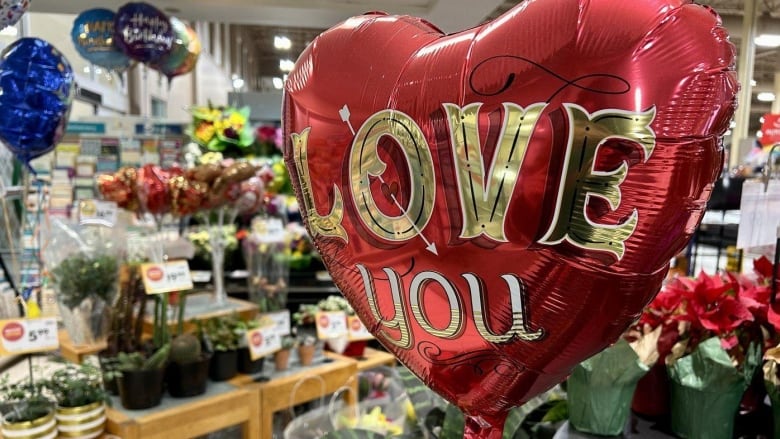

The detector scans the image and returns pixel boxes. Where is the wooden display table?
[105,381,259,439]
[231,352,358,439]
[329,347,397,371]
[142,292,259,335]
[58,329,107,364]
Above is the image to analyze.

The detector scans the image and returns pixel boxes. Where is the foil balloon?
[71,9,132,73]
[114,2,173,64]
[152,16,200,82]
[282,0,737,437]
[97,167,139,211]
[0,38,74,166]
[137,164,170,215]
[0,0,29,29]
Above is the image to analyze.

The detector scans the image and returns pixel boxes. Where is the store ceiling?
[30,0,780,130]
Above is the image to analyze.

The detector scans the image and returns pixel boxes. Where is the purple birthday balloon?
[114,2,173,63]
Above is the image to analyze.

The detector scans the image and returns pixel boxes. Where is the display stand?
[142,292,259,335]
[230,352,358,439]
[105,381,260,439]
[57,329,107,363]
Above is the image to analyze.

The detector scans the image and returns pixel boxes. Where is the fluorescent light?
[279,59,295,72]
[751,79,758,87]
[757,92,776,102]
[272,77,284,89]
[232,77,245,90]
[274,36,291,50]
[756,34,780,48]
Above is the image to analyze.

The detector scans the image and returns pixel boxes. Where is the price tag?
[141,260,193,294]
[347,316,374,341]
[0,318,59,356]
[315,311,348,340]
[262,310,291,336]
[246,325,282,360]
[78,200,118,227]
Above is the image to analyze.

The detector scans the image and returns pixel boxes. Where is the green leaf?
[541,400,568,423]
[440,404,465,439]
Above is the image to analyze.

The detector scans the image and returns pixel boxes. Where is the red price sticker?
[0,318,59,356]
[141,260,193,294]
[246,325,281,361]
[315,311,348,340]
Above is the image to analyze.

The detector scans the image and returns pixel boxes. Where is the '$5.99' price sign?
[0,318,59,356]
[141,260,194,294]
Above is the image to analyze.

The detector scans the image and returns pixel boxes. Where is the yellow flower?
[200,152,224,164]
[195,122,216,143]
[228,112,246,129]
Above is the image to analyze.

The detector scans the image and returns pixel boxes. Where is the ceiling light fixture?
[272,77,284,89]
[755,34,780,48]
[274,36,291,50]
[279,59,295,72]
[232,77,245,90]
[757,92,776,102]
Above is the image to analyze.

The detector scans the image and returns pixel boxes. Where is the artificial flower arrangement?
[188,104,256,157]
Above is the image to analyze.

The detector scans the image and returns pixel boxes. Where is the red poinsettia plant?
[632,256,778,364]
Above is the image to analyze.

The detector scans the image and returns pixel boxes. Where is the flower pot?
[669,378,744,439]
[237,347,265,374]
[56,401,106,439]
[298,344,316,366]
[631,361,670,418]
[166,354,211,398]
[117,368,165,410]
[209,349,239,381]
[1,406,57,439]
[274,349,291,371]
[342,340,368,358]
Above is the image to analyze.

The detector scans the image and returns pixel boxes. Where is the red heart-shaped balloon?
[284,0,736,436]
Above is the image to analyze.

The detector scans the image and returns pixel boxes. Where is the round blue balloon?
[71,8,132,72]
[114,2,173,64]
[0,38,75,165]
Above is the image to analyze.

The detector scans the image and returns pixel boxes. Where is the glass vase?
[245,214,289,312]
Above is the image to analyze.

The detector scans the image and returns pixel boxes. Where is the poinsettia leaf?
[754,256,775,280]
[699,297,753,332]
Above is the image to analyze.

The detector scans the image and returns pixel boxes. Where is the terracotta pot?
[274,349,291,371]
[298,344,316,366]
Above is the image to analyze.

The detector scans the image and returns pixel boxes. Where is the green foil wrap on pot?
[567,339,650,436]
[668,337,760,439]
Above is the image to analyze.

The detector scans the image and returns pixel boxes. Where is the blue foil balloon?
[0,38,74,165]
[114,2,173,64]
[71,8,132,72]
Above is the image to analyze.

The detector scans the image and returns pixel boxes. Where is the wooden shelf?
[230,353,358,438]
[105,381,259,439]
[58,329,107,364]
[142,293,259,335]
[328,348,397,371]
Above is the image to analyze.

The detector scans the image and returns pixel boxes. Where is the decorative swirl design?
[418,341,525,377]
[469,55,630,102]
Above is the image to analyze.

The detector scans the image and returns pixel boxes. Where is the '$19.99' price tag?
[0,318,59,356]
[141,260,194,294]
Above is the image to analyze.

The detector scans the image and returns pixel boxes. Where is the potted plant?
[42,219,124,347]
[297,334,317,367]
[0,376,56,439]
[106,344,170,410]
[274,335,296,371]
[201,315,241,381]
[45,362,111,438]
[50,252,120,345]
[235,317,265,374]
[166,293,211,398]
[294,296,366,357]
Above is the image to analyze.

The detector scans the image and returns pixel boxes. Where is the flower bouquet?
[189,104,255,157]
